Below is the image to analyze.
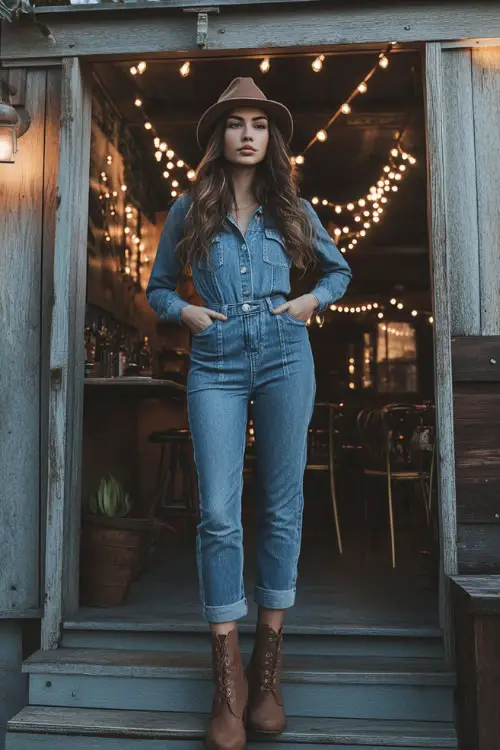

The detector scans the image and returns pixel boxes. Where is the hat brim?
[196,97,293,150]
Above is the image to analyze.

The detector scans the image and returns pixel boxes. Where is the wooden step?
[22,649,455,722]
[62,620,445,659]
[6,706,457,749]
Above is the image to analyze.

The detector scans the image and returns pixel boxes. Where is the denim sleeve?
[302,198,352,313]
[146,194,192,324]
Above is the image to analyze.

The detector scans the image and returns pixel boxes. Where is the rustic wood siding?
[452,337,500,573]
[0,68,60,615]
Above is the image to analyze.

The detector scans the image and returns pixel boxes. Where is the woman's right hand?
[180,304,228,334]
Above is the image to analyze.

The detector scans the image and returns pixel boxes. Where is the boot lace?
[260,630,282,692]
[214,636,235,706]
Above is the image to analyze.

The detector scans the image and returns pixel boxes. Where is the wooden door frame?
[41,39,458,661]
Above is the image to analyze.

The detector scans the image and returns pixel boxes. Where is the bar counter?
[84,377,186,395]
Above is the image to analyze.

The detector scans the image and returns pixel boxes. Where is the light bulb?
[121,184,127,192]
[411,310,418,317]
[295,154,305,165]
[363,222,370,229]
[187,169,196,181]
[171,190,178,197]
[379,55,389,69]
[381,196,388,203]
[180,61,191,77]
[397,302,403,309]
[363,210,370,217]
[322,199,328,206]
[162,171,170,179]
[177,160,184,168]
[399,164,406,171]
[342,226,349,233]
[354,216,361,222]
[347,202,355,211]
[159,143,167,151]
[383,165,391,173]
[260,58,271,73]
[317,129,328,142]
[409,156,417,165]
[154,151,162,161]
[389,171,395,179]
[154,137,160,148]
[166,149,174,159]
[429,316,434,323]
[391,148,399,157]
[392,185,398,192]
[402,152,409,160]
[134,98,142,107]
[172,180,179,188]
[348,243,353,250]
[130,66,138,76]
[334,228,342,236]
[395,173,402,181]
[390,298,397,305]
[167,161,174,169]
[360,230,366,237]
[137,61,147,74]
[378,312,384,319]
[335,206,342,214]
[312,197,319,205]
[358,199,366,207]
[312,54,325,72]
[144,122,152,130]
[341,102,351,115]
[357,82,368,94]
[352,239,358,245]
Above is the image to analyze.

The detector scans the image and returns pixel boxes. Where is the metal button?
[240,266,247,273]
[242,303,250,312]
[243,290,250,296]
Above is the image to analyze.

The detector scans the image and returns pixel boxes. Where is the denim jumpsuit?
[147,193,352,622]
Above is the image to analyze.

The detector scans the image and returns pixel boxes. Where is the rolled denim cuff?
[203,597,248,623]
[309,286,332,313]
[166,297,190,324]
[254,585,296,610]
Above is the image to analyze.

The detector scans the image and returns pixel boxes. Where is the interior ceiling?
[94,50,429,301]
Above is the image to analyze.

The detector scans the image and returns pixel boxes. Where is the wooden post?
[42,58,92,650]
[452,576,500,750]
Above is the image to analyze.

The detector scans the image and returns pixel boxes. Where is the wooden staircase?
[6,622,457,749]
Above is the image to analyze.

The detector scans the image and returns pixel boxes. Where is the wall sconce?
[0,71,31,164]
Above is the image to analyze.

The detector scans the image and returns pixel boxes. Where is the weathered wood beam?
[3,2,500,61]
[424,41,458,665]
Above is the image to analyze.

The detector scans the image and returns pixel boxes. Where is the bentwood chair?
[306,402,343,555]
[358,404,436,568]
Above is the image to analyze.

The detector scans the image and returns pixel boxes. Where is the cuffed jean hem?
[254,585,296,610]
[203,597,248,624]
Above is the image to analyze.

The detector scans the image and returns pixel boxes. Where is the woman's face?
[223,107,269,166]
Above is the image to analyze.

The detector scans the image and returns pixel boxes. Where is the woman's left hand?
[272,293,319,322]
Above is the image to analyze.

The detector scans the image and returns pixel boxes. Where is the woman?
[147,77,352,750]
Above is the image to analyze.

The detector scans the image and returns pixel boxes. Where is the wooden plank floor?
[76,482,439,633]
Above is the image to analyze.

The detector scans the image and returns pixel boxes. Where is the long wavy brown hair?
[177,115,317,272]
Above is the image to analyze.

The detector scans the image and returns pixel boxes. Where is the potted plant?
[80,474,148,607]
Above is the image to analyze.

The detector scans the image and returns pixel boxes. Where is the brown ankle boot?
[206,629,248,750]
[246,624,286,736]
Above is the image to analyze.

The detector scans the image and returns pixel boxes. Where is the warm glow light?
[187,169,196,181]
[357,82,368,94]
[295,155,305,165]
[379,55,389,69]
[312,54,325,72]
[166,149,175,159]
[180,61,191,77]
[312,197,319,204]
[144,122,152,130]
[317,129,328,142]
[167,161,174,169]
[341,102,351,115]
[172,180,179,188]
[130,66,138,76]
[177,160,184,168]
[260,58,271,73]
[162,171,170,179]
[137,61,147,74]
[134,98,142,107]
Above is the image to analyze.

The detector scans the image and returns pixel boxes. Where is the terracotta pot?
[80,522,148,606]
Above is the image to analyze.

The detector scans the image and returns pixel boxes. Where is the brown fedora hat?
[196,77,293,150]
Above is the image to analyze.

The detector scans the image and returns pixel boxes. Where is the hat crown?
[217,77,267,106]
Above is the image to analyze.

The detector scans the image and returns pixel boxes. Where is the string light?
[260,58,271,73]
[309,139,417,251]
[295,42,397,157]
[180,61,191,77]
[312,54,325,72]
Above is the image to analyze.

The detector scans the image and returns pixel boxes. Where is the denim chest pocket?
[263,228,292,268]
[196,238,224,271]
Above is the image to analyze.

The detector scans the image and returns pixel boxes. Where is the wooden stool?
[148,428,199,523]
